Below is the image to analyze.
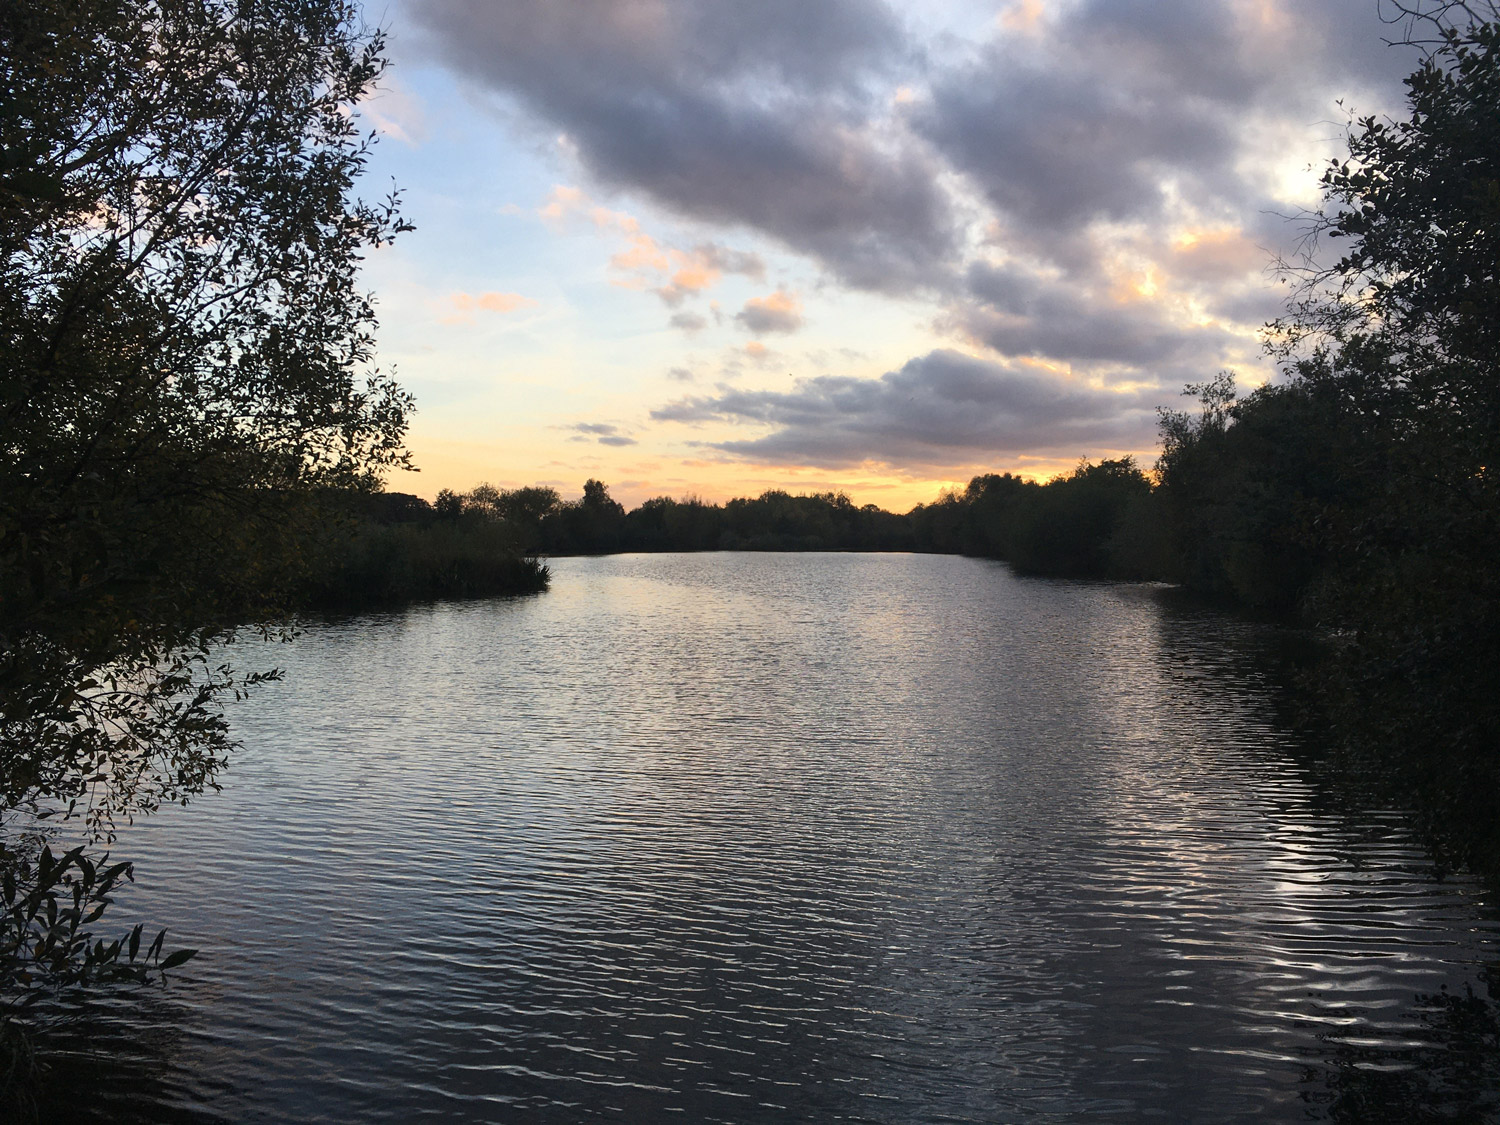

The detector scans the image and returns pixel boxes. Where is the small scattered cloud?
[669,311,708,332]
[362,77,427,145]
[441,290,538,324]
[538,184,762,306]
[537,184,590,226]
[654,243,766,305]
[565,421,638,447]
[735,289,804,336]
[667,366,697,382]
[742,341,782,368]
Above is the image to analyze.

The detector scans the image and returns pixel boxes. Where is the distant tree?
[497,486,562,528]
[580,479,625,517]
[434,489,464,520]
[961,472,1036,558]
[463,483,505,518]
[548,480,624,553]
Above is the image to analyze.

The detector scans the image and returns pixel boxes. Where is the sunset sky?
[354,0,1419,510]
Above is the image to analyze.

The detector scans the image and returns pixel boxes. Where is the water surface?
[58,553,1500,1122]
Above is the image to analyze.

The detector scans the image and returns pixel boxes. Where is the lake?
[54,553,1500,1122]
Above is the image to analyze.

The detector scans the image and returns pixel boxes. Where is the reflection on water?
[41,553,1500,1122]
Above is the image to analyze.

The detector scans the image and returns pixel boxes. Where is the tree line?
[373,460,1157,571]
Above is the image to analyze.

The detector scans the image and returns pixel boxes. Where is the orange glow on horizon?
[394,435,1157,514]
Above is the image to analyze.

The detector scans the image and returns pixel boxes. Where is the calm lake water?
[52,553,1500,1122]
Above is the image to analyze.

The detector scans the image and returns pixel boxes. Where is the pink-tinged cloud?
[444,291,539,323]
[362,77,427,146]
[538,185,764,307]
[1165,229,1267,283]
[735,289,804,335]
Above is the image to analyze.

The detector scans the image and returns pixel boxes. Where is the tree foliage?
[1,0,411,828]
[1281,7,1500,762]
[1149,4,1500,869]
[0,0,412,1070]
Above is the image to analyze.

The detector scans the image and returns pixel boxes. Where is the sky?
[353,0,1422,510]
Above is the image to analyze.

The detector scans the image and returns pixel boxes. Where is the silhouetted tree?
[1,0,411,1080]
[1274,7,1500,770]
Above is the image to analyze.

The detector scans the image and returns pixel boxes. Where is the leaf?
[159,948,198,970]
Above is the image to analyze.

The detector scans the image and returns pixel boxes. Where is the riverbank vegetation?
[302,492,548,609]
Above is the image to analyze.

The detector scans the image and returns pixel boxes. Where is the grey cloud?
[652,397,725,423]
[407,0,956,291]
[669,311,708,332]
[919,2,1278,240]
[735,293,804,335]
[1203,282,1292,329]
[651,349,1160,468]
[667,366,697,382]
[916,0,1415,250]
[695,243,765,281]
[408,0,1422,400]
[923,64,1229,235]
[959,261,1236,367]
[569,422,637,446]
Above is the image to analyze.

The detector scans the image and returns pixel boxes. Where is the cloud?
[651,349,1160,468]
[539,185,763,306]
[654,244,766,306]
[408,0,1428,469]
[955,260,1238,368]
[999,0,1046,34]
[567,422,637,447]
[1165,228,1268,283]
[669,311,708,333]
[362,77,427,145]
[916,0,1414,262]
[412,1,1416,376]
[735,290,804,335]
[667,366,697,382]
[407,0,958,291]
[441,290,538,323]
